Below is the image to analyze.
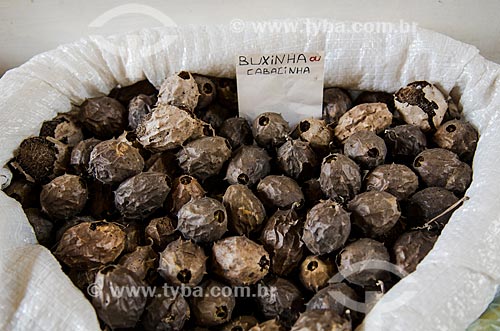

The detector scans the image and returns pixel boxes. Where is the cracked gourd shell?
[89,137,145,184]
[334,102,392,143]
[158,71,200,111]
[212,236,270,286]
[394,81,448,132]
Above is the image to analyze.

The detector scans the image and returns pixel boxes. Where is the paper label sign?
[235,51,325,126]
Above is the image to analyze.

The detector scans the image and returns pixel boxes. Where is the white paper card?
[235,51,325,126]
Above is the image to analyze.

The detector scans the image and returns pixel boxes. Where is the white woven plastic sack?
[1,18,500,331]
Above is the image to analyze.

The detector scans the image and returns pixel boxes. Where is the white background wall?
[1,0,499,75]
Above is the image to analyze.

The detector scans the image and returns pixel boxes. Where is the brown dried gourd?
[118,244,157,281]
[338,238,390,286]
[219,117,254,149]
[413,148,472,193]
[354,91,394,108]
[347,191,401,237]
[296,118,334,152]
[306,283,359,315]
[277,139,318,181]
[433,119,478,161]
[145,151,179,176]
[193,74,217,110]
[121,221,142,253]
[299,255,335,292]
[55,221,125,269]
[14,136,69,183]
[393,230,438,274]
[249,320,286,331]
[177,197,228,243]
[322,87,352,125]
[198,103,235,131]
[365,164,419,201]
[407,187,460,227]
[39,114,83,147]
[158,71,200,111]
[291,310,351,331]
[319,153,361,200]
[89,136,144,184]
[114,171,170,220]
[216,78,239,110]
[40,174,88,221]
[256,277,302,320]
[257,175,304,209]
[223,184,266,236]
[177,136,232,181]
[169,175,206,213]
[136,103,209,152]
[191,280,236,326]
[128,94,155,130]
[143,292,190,331]
[212,236,270,286]
[220,316,259,331]
[79,96,127,139]
[384,124,427,160]
[158,238,207,287]
[252,112,290,148]
[70,138,101,176]
[91,265,147,329]
[302,199,351,255]
[261,208,304,276]
[226,145,271,186]
[145,216,177,250]
[343,131,387,169]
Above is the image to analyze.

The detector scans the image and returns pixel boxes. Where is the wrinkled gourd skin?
[4,74,481,331]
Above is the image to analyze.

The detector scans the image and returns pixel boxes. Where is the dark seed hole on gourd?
[178,71,191,80]
[414,156,424,167]
[258,256,270,271]
[214,210,225,223]
[237,173,249,185]
[293,199,305,210]
[259,116,269,126]
[367,148,379,158]
[177,269,192,284]
[300,120,311,133]
[215,306,228,319]
[203,83,213,94]
[180,175,192,185]
[324,154,338,163]
[307,260,319,271]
